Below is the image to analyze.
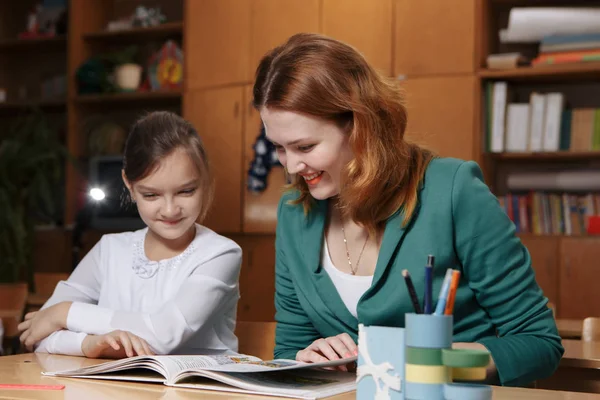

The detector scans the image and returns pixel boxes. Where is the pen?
[402,269,422,314]
[434,268,453,315]
[444,270,461,315]
[423,255,434,314]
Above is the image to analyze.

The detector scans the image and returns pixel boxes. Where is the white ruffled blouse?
[35,224,242,356]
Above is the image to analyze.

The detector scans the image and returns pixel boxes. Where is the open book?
[42,354,357,399]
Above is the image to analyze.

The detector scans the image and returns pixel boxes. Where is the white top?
[36,224,242,356]
[321,238,373,318]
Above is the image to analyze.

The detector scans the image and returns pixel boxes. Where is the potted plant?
[110,46,143,92]
[0,109,68,285]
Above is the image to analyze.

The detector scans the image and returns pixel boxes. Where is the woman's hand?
[82,330,154,359]
[296,333,358,372]
[18,302,72,351]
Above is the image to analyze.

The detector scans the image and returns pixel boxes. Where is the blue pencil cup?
[404,313,453,400]
[356,324,405,400]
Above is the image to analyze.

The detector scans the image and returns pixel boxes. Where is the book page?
[42,354,261,381]
[171,369,357,399]
[175,355,358,374]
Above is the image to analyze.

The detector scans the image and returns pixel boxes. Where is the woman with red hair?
[253,33,562,387]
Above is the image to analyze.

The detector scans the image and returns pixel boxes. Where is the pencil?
[444,270,461,315]
[434,268,454,315]
[402,269,422,314]
[423,255,434,314]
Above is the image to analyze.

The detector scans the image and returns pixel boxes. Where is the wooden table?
[0,354,598,399]
[556,319,583,339]
[537,339,600,394]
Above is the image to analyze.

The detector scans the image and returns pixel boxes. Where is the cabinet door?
[233,234,276,321]
[559,238,600,319]
[520,235,560,307]
[401,76,477,160]
[243,85,287,233]
[322,0,393,76]
[249,0,320,80]
[185,0,251,89]
[394,0,476,77]
[184,87,244,233]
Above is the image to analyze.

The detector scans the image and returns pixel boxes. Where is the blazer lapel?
[302,199,359,329]
[369,190,423,293]
[302,199,327,273]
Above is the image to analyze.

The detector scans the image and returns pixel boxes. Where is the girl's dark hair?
[123,111,214,223]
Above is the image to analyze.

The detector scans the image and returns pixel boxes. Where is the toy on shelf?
[106,6,167,32]
[147,41,183,91]
[19,0,67,39]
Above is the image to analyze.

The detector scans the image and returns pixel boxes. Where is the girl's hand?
[82,330,154,359]
[18,302,72,351]
[296,333,358,372]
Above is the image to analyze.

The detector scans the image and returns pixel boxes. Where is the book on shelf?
[485,82,600,153]
[499,7,600,44]
[499,192,600,235]
[540,32,600,53]
[41,354,357,400]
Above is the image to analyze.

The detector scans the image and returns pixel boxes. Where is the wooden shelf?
[0,36,66,51]
[74,90,182,105]
[517,233,598,239]
[478,62,600,82]
[488,151,600,161]
[0,99,66,112]
[83,22,183,42]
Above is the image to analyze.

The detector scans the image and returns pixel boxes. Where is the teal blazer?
[274,158,563,387]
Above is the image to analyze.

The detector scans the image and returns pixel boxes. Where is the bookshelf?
[479,62,600,81]
[479,0,600,319]
[65,0,184,226]
[74,90,182,105]
[488,151,600,161]
[0,35,67,51]
[82,21,183,41]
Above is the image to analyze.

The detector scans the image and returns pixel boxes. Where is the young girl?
[254,33,563,386]
[18,111,242,358]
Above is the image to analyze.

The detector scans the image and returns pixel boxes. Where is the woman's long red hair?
[253,33,435,235]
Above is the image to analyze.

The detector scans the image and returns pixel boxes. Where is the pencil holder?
[404,313,452,400]
[356,324,405,400]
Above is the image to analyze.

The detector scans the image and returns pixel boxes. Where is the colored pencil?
[434,268,454,315]
[444,270,461,315]
[402,269,422,314]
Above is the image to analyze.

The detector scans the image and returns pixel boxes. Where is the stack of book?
[532,33,600,66]
[486,82,600,153]
[498,192,600,235]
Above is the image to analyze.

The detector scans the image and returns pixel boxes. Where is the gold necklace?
[341,223,369,275]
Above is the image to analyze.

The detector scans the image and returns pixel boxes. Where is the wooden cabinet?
[322,0,393,76]
[559,238,600,319]
[249,0,320,80]
[185,0,251,89]
[233,234,276,321]
[243,85,286,233]
[394,0,476,77]
[401,76,477,161]
[184,87,244,233]
[520,235,560,307]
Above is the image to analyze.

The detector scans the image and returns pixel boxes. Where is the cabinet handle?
[234,102,240,118]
